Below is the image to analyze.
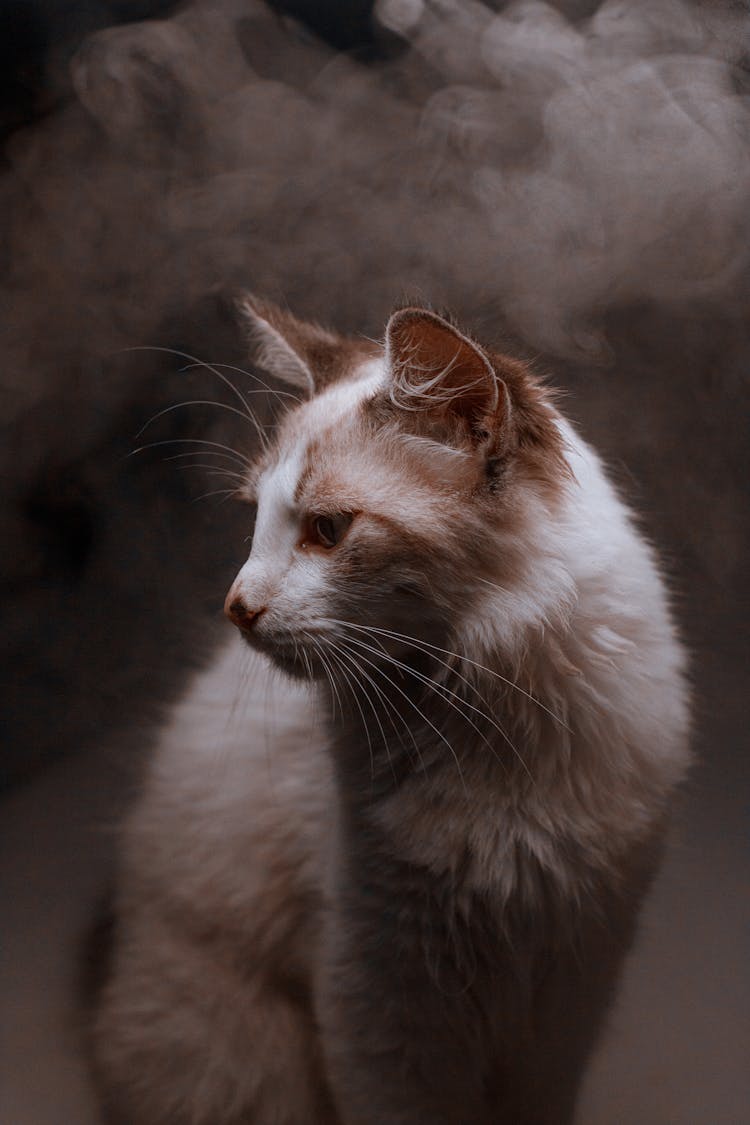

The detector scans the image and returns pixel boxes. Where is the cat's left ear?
[237,293,358,397]
[385,307,510,450]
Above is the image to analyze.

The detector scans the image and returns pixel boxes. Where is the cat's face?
[225,298,566,679]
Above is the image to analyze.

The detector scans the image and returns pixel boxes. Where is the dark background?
[1,1,748,1121]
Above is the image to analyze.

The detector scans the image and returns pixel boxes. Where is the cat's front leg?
[316,874,501,1125]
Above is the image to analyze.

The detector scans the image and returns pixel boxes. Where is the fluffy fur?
[90,300,691,1124]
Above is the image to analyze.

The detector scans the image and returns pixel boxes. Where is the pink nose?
[224,592,265,632]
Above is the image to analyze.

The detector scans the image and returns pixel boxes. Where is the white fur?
[94,645,336,1123]
[230,365,385,617]
[230,447,306,611]
[297,360,384,430]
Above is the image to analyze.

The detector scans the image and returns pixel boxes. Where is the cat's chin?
[238,631,316,682]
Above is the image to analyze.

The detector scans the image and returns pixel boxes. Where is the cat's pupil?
[315,516,336,546]
[312,513,350,548]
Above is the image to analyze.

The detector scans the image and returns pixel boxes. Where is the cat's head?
[224,296,570,679]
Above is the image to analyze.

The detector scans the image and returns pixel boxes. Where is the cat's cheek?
[273,562,336,630]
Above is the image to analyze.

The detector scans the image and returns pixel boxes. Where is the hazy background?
[1,1,748,1121]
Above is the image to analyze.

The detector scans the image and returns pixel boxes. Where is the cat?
[88,296,691,1124]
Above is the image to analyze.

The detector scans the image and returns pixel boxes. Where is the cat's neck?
[323,641,538,804]
[320,597,684,904]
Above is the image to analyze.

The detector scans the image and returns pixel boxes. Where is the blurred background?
[0,0,748,1121]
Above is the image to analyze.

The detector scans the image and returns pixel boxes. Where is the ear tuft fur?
[385,307,508,445]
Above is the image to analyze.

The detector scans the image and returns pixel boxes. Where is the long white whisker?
[300,644,314,684]
[163,452,247,483]
[330,638,418,780]
[320,639,376,781]
[332,616,503,713]
[165,450,249,472]
[193,488,241,503]
[171,462,246,482]
[340,632,528,781]
[123,345,256,420]
[331,638,418,762]
[338,638,465,795]
[335,620,570,732]
[304,633,344,720]
[179,361,302,405]
[330,641,395,780]
[134,398,269,441]
[128,437,252,469]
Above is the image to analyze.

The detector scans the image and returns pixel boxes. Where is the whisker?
[322,641,376,782]
[165,449,247,460]
[304,633,344,720]
[337,638,463,794]
[168,460,246,478]
[164,450,250,473]
[331,638,418,762]
[122,345,272,453]
[123,345,256,420]
[332,617,492,709]
[335,620,570,732]
[134,398,270,441]
[331,641,394,777]
[300,644,314,684]
[128,437,252,469]
[179,362,302,405]
[341,632,526,781]
[193,488,241,503]
[329,638,413,782]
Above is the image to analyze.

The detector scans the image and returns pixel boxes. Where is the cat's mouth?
[237,627,316,681]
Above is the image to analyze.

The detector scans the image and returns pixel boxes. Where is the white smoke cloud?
[5,0,746,394]
[2,0,746,605]
[2,0,748,781]
[1,0,747,527]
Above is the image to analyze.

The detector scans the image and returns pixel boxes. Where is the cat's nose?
[224,593,265,632]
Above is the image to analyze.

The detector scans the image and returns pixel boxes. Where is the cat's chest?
[363,755,606,912]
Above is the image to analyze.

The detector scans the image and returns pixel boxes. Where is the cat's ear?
[385,307,510,448]
[237,293,359,397]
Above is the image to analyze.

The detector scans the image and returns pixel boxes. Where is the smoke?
[7,0,749,371]
[2,0,749,781]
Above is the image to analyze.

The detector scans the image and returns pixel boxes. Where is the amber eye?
[309,512,353,549]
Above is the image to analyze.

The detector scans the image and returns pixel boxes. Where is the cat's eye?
[308,512,353,550]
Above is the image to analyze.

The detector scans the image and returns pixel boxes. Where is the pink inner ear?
[387,309,500,424]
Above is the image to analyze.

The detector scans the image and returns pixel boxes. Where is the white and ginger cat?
[89,299,691,1124]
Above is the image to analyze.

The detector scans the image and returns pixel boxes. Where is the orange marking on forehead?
[289,397,374,507]
[292,440,319,504]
